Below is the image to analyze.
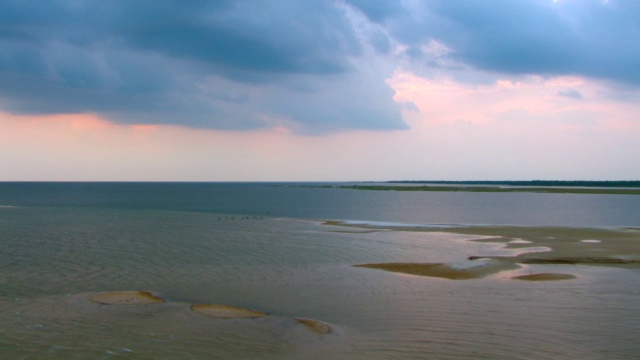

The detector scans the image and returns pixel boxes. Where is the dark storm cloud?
[4,1,636,132]
[430,0,640,84]
[343,0,403,23]
[0,0,404,132]
[112,0,360,77]
[349,0,640,86]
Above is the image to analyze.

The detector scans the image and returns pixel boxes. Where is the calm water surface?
[0,183,639,359]
[1,182,639,226]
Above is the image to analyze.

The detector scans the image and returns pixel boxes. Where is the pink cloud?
[1,78,639,182]
[388,71,640,133]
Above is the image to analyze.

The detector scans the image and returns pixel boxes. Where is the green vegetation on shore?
[337,185,640,195]
[387,180,640,187]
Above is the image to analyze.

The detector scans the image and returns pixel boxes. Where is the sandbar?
[519,257,640,265]
[338,222,640,280]
[190,304,268,318]
[88,291,166,305]
[355,260,519,280]
[296,318,332,334]
[512,273,576,281]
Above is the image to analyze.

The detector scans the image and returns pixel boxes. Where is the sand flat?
[88,291,166,305]
[340,222,640,280]
[296,318,332,334]
[512,273,576,281]
[190,304,268,318]
[355,260,520,280]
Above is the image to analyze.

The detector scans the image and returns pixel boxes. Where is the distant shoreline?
[335,184,640,195]
[385,180,640,188]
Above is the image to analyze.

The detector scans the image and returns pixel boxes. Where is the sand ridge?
[512,273,576,281]
[85,291,333,334]
[190,304,268,318]
[339,222,640,281]
[88,291,166,305]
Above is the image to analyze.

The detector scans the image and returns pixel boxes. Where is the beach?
[339,221,640,280]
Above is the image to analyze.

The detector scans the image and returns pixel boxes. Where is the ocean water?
[0,183,639,359]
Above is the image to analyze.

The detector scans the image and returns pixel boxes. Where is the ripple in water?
[1,207,639,358]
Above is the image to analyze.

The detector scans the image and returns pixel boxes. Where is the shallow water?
[1,184,639,359]
[1,182,640,226]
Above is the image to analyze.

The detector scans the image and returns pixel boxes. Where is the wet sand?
[89,291,166,305]
[337,221,640,280]
[83,292,332,333]
[355,260,519,280]
[296,318,333,334]
[190,304,268,318]
[512,273,576,281]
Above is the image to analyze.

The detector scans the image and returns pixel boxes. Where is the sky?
[1,0,639,181]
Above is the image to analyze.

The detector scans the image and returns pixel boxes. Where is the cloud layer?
[1,0,638,132]
[357,0,640,84]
